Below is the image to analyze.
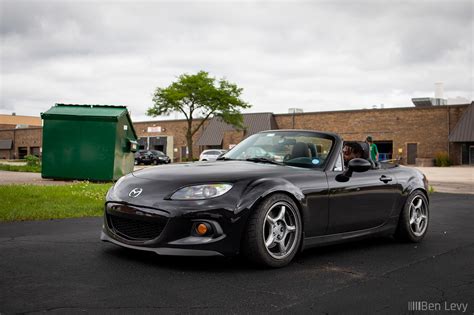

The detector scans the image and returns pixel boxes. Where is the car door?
[326,167,400,234]
[293,170,330,237]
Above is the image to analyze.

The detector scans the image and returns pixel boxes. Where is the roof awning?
[196,113,278,146]
[449,102,474,142]
[0,139,13,150]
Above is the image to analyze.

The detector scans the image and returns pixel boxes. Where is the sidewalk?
[414,166,473,194]
[0,166,151,185]
[0,170,71,185]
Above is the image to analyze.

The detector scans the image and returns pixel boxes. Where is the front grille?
[108,214,167,240]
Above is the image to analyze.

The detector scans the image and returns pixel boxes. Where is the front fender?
[236,177,305,214]
[393,167,429,214]
[405,169,429,200]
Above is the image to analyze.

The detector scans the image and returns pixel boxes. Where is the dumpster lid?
[41,103,138,140]
[41,104,129,121]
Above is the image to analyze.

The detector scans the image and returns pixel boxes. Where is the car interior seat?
[308,143,318,158]
[291,142,311,159]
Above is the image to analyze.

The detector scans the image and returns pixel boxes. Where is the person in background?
[366,136,379,161]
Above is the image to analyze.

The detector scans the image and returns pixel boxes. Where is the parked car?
[102,130,429,267]
[199,149,227,161]
[134,150,170,165]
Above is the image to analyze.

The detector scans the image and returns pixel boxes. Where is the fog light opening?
[195,223,211,236]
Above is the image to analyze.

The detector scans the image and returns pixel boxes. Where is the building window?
[374,141,393,161]
[461,143,474,165]
[18,147,28,159]
[30,147,41,157]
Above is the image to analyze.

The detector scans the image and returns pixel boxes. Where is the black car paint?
[102,130,428,257]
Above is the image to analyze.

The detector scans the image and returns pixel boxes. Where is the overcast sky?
[1,0,472,121]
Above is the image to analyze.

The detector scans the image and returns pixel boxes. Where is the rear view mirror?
[278,138,296,145]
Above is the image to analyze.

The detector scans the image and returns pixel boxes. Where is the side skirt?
[301,216,399,251]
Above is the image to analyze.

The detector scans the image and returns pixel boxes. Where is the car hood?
[109,161,310,207]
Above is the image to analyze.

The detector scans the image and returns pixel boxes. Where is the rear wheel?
[242,193,302,268]
[395,191,429,242]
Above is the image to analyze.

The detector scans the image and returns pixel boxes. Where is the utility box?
[41,104,138,181]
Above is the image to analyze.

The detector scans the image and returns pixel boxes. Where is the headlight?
[106,176,126,200]
[170,184,233,200]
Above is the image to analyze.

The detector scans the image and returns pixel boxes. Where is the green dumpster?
[41,104,138,181]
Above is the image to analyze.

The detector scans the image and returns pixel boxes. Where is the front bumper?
[100,231,223,256]
[101,202,247,257]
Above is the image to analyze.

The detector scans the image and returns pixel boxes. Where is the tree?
[147,71,251,160]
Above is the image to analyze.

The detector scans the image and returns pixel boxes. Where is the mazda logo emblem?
[129,188,143,198]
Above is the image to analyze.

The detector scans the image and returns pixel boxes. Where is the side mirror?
[348,158,372,173]
[335,158,371,182]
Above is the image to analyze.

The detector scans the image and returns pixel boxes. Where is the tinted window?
[150,151,165,156]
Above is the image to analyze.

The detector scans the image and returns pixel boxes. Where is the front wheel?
[242,194,302,268]
[394,191,429,242]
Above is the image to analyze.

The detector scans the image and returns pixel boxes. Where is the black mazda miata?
[101,130,430,267]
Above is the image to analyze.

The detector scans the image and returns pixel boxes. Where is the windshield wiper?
[216,156,233,161]
[245,157,284,165]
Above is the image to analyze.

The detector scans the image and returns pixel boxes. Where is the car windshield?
[221,131,334,169]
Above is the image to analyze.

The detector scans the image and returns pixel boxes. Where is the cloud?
[1,0,472,121]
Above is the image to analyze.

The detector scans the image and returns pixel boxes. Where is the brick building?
[133,119,209,161]
[0,114,42,130]
[0,114,43,159]
[0,103,472,165]
[273,104,469,165]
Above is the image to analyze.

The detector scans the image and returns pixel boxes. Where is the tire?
[394,191,429,242]
[241,193,302,268]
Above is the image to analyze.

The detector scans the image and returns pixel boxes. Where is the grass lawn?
[0,164,41,173]
[0,182,113,221]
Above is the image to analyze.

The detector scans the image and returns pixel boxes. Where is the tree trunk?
[186,132,193,161]
[185,117,194,161]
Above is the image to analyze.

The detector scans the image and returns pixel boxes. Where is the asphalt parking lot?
[0,193,473,314]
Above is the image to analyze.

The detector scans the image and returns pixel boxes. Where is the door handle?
[379,175,392,183]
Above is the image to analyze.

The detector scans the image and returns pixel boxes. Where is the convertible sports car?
[101,130,430,267]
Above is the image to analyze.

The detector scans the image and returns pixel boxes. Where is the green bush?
[25,155,40,167]
[428,185,435,194]
[434,152,451,167]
